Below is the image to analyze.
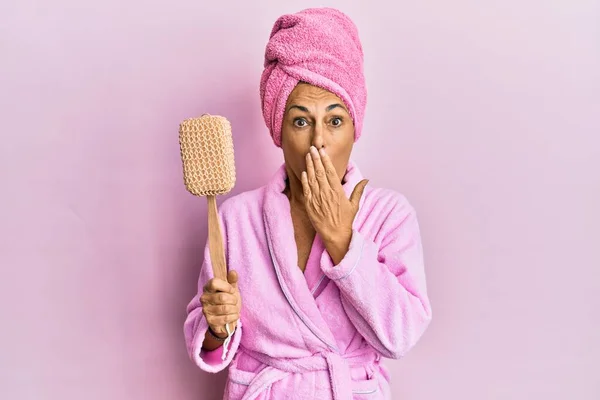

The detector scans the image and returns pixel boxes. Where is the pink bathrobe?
[184,161,432,399]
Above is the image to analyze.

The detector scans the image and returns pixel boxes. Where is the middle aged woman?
[184,7,432,400]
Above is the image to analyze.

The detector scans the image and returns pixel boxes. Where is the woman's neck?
[283,166,306,210]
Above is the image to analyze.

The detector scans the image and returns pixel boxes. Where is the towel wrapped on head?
[260,7,367,147]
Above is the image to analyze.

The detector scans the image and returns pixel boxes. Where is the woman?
[184,7,432,399]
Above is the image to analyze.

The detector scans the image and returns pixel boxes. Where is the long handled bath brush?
[179,114,236,359]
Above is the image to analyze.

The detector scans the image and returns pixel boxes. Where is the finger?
[208,313,240,329]
[349,179,369,208]
[210,326,229,336]
[210,319,238,336]
[209,326,229,336]
[204,303,238,316]
[301,171,311,199]
[319,148,343,191]
[227,270,239,290]
[305,152,319,194]
[203,278,235,294]
[310,146,329,189]
[200,292,238,306]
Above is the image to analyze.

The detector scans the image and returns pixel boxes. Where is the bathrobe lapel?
[262,161,367,353]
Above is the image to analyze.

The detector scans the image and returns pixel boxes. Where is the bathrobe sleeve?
[183,211,242,373]
[320,195,432,359]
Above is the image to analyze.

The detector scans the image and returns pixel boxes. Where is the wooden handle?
[207,195,227,281]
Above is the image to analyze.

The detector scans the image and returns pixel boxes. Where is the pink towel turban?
[259,8,367,147]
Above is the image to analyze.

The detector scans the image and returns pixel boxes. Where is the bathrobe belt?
[239,348,378,400]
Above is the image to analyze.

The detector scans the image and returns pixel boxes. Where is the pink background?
[1,1,599,399]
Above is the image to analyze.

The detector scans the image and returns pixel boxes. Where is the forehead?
[287,83,343,104]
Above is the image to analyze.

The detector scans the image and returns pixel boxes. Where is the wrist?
[322,229,352,265]
[321,225,352,246]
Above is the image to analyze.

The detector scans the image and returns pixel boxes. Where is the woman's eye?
[294,118,308,128]
[331,117,342,127]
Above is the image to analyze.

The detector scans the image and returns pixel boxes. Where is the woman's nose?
[311,124,325,149]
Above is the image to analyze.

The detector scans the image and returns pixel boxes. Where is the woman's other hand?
[200,270,241,337]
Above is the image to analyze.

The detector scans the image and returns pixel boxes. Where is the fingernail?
[319,148,326,156]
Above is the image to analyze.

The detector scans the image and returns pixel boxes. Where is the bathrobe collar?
[262,160,366,352]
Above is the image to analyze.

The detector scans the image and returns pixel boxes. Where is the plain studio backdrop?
[1,1,598,399]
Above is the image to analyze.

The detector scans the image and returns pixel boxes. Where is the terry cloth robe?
[184,161,432,400]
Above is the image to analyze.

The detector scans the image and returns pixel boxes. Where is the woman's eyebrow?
[326,103,346,112]
[287,103,347,113]
[287,105,309,112]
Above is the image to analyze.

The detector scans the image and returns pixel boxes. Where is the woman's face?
[281,83,355,184]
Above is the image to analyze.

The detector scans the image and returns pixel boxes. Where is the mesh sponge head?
[179,114,236,196]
